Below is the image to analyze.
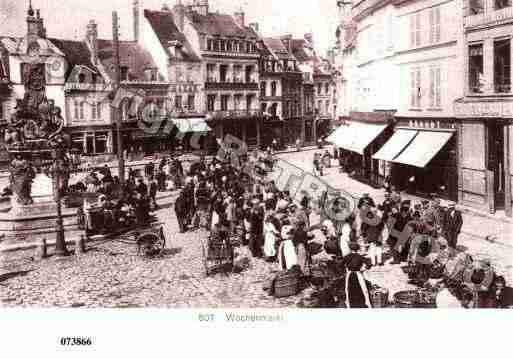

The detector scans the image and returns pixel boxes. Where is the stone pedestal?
[0,199,80,245]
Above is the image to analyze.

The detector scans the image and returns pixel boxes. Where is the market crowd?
[170,149,511,309]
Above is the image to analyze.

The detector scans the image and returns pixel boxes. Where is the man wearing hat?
[387,200,412,264]
[358,193,376,209]
[443,202,463,249]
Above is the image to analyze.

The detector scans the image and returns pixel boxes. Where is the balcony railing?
[205,81,259,91]
[208,109,262,120]
[464,4,513,28]
[64,82,112,92]
[495,82,511,93]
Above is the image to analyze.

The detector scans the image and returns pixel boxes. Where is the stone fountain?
[0,63,80,246]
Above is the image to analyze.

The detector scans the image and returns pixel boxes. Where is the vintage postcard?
[0,0,511,356]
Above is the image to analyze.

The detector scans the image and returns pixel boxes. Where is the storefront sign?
[454,100,513,118]
[169,83,200,93]
[349,111,394,123]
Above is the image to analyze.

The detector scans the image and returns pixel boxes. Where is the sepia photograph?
[0,0,512,356]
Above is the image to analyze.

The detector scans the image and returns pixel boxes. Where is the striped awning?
[326,122,387,155]
[172,118,212,134]
[392,130,454,168]
[372,129,417,162]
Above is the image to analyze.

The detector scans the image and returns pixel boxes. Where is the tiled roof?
[143,10,201,62]
[48,38,99,76]
[291,39,315,62]
[97,39,161,81]
[187,11,258,39]
[263,38,295,60]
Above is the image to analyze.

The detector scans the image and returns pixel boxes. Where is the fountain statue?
[0,62,78,245]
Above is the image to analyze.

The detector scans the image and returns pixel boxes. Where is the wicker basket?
[274,271,301,298]
[370,286,390,308]
[393,290,419,308]
[208,243,232,260]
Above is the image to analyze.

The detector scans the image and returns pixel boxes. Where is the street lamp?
[51,147,69,257]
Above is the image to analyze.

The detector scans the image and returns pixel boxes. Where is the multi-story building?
[146,1,262,148]
[290,36,320,144]
[259,36,303,149]
[332,0,463,197]
[139,3,207,153]
[390,0,463,200]
[454,0,513,216]
[0,5,114,157]
[332,0,398,187]
[313,55,336,140]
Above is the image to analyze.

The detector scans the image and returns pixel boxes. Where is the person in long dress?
[343,242,372,308]
[294,221,314,275]
[278,225,298,271]
[339,221,352,258]
[263,214,279,261]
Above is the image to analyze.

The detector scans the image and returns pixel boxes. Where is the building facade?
[259,36,303,149]
[333,0,463,198]
[454,0,513,216]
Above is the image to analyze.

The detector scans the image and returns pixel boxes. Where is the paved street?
[278,149,513,285]
[0,149,512,308]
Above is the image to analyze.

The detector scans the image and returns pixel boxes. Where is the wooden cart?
[201,236,234,276]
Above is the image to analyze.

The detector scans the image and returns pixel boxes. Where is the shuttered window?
[429,7,441,44]
[410,68,421,108]
[429,67,442,108]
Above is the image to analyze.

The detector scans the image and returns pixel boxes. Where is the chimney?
[249,22,259,33]
[167,40,182,57]
[281,34,292,52]
[133,0,140,42]
[196,0,209,16]
[173,0,185,32]
[304,33,314,47]
[233,8,245,28]
[86,20,99,64]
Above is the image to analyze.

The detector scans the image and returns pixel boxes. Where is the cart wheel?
[201,244,209,276]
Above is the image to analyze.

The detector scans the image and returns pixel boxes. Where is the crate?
[274,271,301,298]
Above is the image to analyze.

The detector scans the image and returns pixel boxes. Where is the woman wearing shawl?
[278,225,298,270]
[263,214,280,261]
[343,242,372,308]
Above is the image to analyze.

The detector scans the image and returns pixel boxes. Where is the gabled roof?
[187,11,258,39]
[291,39,315,62]
[97,39,162,81]
[144,10,201,62]
[262,38,296,60]
[48,38,99,76]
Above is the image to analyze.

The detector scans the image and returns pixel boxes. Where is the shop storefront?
[305,117,314,143]
[67,126,113,156]
[327,112,395,187]
[374,124,458,201]
[261,117,285,150]
[454,99,513,216]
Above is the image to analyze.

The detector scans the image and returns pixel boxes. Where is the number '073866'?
[60,337,92,346]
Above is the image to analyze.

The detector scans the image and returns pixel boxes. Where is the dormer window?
[120,66,129,81]
[144,68,158,82]
[78,73,86,83]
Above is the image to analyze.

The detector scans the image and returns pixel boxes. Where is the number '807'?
[60,337,92,346]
